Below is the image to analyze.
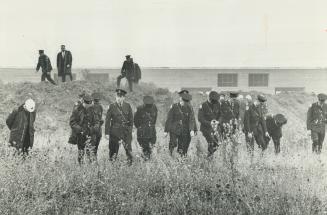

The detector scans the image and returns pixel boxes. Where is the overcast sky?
[1,0,327,68]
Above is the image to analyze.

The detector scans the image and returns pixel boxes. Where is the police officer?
[92,92,104,157]
[117,55,134,92]
[69,94,100,163]
[105,89,134,163]
[307,93,327,154]
[219,92,240,138]
[265,114,287,154]
[242,95,255,157]
[164,91,197,156]
[134,95,158,160]
[36,50,57,85]
[244,95,270,152]
[198,91,221,157]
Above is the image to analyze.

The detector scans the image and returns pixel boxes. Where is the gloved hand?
[265,132,270,138]
[248,133,253,139]
[164,132,168,137]
[190,131,195,137]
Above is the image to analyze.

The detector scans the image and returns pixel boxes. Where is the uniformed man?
[69,94,100,163]
[117,55,134,92]
[198,91,221,157]
[219,92,240,138]
[265,113,287,154]
[105,89,134,163]
[6,99,36,157]
[36,50,56,85]
[164,91,197,156]
[244,95,270,152]
[92,92,104,156]
[134,95,158,160]
[242,95,255,157]
[307,93,327,154]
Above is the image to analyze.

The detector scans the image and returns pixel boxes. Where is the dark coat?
[244,103,267,135]
[164,103,197,135]
[134,63,142,81]
[198,101,220,133]
[121,60,134,79]
[69,105,100,138]
[93,102,104,135]
[307,102,327,132]
[134,104,157,139]
[105,102,133,139]
[36,54,52,73]
[57,50,73,76]
[219,99,240,124]
[6,105,36,149]
[266,115,283,139]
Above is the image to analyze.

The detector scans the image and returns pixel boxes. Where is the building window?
[217,73,238,87]
[248,73,269,87]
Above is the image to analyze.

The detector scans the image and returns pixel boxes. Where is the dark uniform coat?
[164,103,197,135]
[6,105,36,149]
[307,102,327,133]
[93,102,104,136]
[36,54,52,73]
[57,50,72,76]
[105,102,133,140]
[219,99,240,124]
[121,60,134,80]
[134,104,157,139]
[198,101,220,133]
[266,115,283,139]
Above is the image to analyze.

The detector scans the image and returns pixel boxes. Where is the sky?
[1,0,327,68]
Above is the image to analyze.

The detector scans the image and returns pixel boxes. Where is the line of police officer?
[6,88,327,163]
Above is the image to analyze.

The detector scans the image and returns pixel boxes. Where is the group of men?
[5,87,327,163]
[36,45,73,85]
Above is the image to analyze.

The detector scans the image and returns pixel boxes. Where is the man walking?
[134,95,158,160]
[6,99,36,157]
[57,45,73,82]
[105,89,134,163]
[69,94,100,163]
[36,50,56,85]
[307,93,327,154]
[198,91,221,157]
[117,55,134,92]
[244,95,270,152]
[164,91,197,156]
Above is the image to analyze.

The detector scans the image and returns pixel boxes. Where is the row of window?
[217,73,269,87]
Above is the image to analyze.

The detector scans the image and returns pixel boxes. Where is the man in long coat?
[57,45,73,82]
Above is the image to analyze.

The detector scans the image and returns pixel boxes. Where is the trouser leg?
[122,134,133,163]
[203,132,218,157]
[245,133,254,157]
[109,136,120,161]
[318,132,325,154]
[311,131,319,153]
[177,132,191,156]
[138,138,151,160]
[117,74,125,88]
[41,73,46,82]
[273,137,281,154]
[68,72,73,81]
[127,78,133,92]
[46,74,57,85]
[169,133,178,155]
[77,136,86,164]
[254,132,266,152]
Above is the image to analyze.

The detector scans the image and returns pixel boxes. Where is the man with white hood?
[6,99,37,156]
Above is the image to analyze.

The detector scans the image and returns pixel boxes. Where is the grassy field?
[0,81,326,214]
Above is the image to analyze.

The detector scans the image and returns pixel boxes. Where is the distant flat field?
[1,68,327,93]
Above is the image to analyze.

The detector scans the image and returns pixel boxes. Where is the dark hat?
[317,93,327,101]
[229,92,239,98]
[178,89,189,95]
[274,114,287,125]
[38,50,44,54]
[181,93,192,102]
[83,94,93,103]
[116,89,127,96]
[92,92,101,100]
[125,55,131,58]
[143,95,154,105]
[209,91,219,101]
[257,94,267,102]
